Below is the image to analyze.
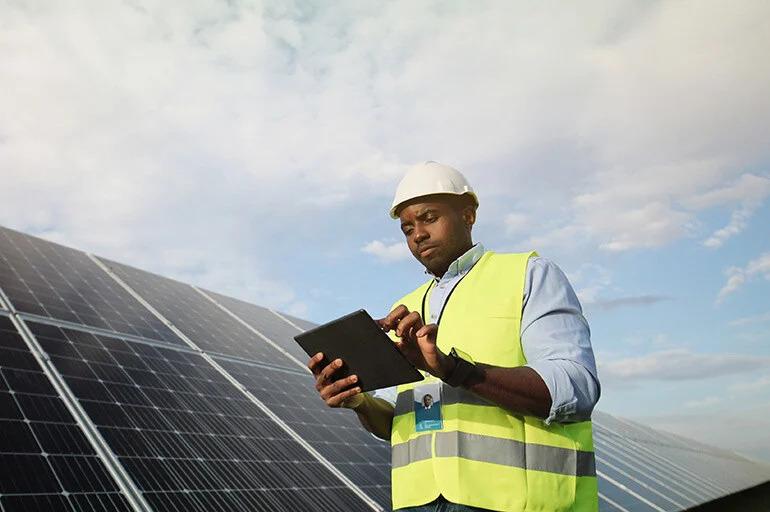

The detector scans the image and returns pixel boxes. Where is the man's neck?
[430,242,477,279]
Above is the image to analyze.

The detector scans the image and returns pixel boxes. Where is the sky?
[1,1,770,463]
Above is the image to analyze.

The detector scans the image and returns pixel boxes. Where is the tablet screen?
[294,309,424,391]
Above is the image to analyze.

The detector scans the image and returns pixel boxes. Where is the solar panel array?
[0,225,768,512]
[98,259,297,369]
[0,313,133,511]
[217,358,392,507]
[593,411,770,511]
[25,320,367,512]
[0,227,181,346]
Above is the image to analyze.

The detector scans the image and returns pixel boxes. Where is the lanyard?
[420,267,474,327]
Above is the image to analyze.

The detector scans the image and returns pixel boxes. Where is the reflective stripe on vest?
[393,431,596,477]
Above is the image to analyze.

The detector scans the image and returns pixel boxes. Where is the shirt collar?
[426,243,485,280]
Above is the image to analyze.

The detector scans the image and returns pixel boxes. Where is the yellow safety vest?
[389,251,597,511]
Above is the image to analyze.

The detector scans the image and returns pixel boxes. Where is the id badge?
[414,381,443,432]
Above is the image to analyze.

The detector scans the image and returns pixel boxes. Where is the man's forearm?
[353,394,395,440]
[462,364,552,419]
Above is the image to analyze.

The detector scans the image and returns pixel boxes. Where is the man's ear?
[462,206,476,230]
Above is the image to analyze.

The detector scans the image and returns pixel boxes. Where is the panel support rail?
[0,285,152,512]
[90,255,383,511]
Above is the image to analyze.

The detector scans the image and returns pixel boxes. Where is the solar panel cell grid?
[217,358,392,510]
[593,427,704,506]
[0,314,133,511]
[0,227,182,346]
[100,258,299,369]
[205,291,313,364]
[596,451,682,510]
[25,320,373,512]
[592,412,760,499]
[598,481,659,512]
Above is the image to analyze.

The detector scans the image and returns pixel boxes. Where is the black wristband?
[444,348,475,387]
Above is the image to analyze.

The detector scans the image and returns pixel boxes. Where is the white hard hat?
[389,161,479,218]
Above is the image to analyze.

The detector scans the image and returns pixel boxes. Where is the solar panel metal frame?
[594,412,733,496]
[93,256,301,370]
[0,226,183,346]
[190,288,391,508]
[200,289,313,365]
[22,318,378,511]
[0,310,148,511]
[214,357,393,510]
[83,260,382,511]
[593,425,705,507]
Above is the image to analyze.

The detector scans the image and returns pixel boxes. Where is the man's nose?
[414,227,429,244]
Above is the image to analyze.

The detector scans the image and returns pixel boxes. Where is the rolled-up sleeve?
[521,257,600,424]
[371,386,397,406]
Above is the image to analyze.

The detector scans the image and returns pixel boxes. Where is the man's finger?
[396,311,423,338]
[378,305,409,331]
[326,385,363,408]
[315,358,343,391]
[415,323,438,339]
[320,374,359,401]
[320,358,344,382]
[307,352,324,375]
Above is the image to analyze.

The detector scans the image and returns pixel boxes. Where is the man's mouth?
[419,246,437,258]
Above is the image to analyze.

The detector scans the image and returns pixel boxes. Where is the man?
[309,162,600,511]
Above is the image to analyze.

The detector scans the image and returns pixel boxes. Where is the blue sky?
[1,1,769,462]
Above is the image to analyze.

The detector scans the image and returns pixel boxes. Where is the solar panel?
[203,291,315,365]
[216,357,392,510]
[592,411,770,511]
[0,226,182,346]
[592,411,765,497]
[24,320,374,512]
[97,258,298,369]
[280,312,318,333]
[593,426,704,506]
[0,313,133,511]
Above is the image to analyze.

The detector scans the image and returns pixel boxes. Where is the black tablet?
[294,309,424,392]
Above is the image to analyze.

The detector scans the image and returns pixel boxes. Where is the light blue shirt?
[374,243,600,424]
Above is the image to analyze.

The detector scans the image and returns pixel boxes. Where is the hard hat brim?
[389,191,479,219]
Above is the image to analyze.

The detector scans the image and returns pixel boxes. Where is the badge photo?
[414,381,443,432]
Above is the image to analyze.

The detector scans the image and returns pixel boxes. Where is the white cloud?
[361,240,411,263]
[600,349,770,381]
[587,295,670,311]
[696,174,770,248]
[729,375,770,393]
[1,0,769,319]
[685,173,770,210]
[730,310,770,327]
[703,204,754,248]
[717,252,770,303]
[504,213,531,235]
[569,263,612,304]
[684,396,722,409]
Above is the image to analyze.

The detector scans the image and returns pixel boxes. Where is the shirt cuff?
[371,386,397,407]
[526,359,587,425]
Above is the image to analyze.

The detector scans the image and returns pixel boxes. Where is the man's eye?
[425,216,436,223]
[402,228,413,236]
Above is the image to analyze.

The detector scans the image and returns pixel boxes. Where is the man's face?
[398,194,475,277]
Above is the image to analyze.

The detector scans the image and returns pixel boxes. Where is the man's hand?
[308,353,364,409]
[378,305,455,380]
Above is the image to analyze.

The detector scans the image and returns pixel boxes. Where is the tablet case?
[294,309,424,391]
